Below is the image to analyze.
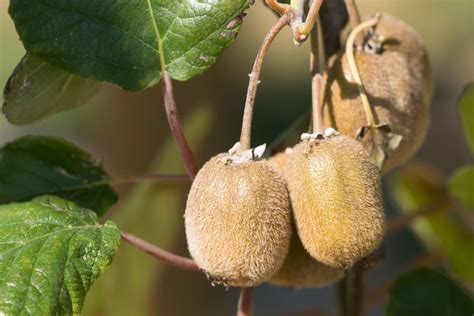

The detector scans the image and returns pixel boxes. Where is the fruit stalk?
[310,18,325,134]
[345,16,380,130]
[240,13,291,150]
[120,231,199,271]
[296,0,324,40]
[237,287,254,316]
[161,72,199,179]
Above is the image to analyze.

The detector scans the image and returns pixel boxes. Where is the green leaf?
[3,54,101,125]
[0,136,117,216]
[9,0,251,91]
[387,268,474,316]
[0,195,120,315]
[448,165,474,210]
[391,163,474,286]
[458,83,474,155]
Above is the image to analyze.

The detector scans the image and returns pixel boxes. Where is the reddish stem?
[239,13,291,150]
[109,174,189,185]
[120,231,199,271]
[161,72,199,179]
[237,287,254,316]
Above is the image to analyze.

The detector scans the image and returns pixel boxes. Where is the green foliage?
[9,0,251,91]
[0,136,117,216]
[387,268,474,316]
[448,165,474,210]
[391,164,474,285]
[3,54,101,125]
[0,196,120,315]
[458,83,474,155]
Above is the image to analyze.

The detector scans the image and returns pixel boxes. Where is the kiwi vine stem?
[343,0,364,49]
[297,0,324,39]
[364,253,441,310]
[237,287,254,316]
[310,18,325,134]
[120,231,199,271]
[161,72,199,179]
[265,0,288,15]
[107,174,189,185]
[386,199,451,234]
[345,16,379,130]
[239,13,291,150]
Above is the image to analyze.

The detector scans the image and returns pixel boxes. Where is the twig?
[310,18,325,134]
[107,174,189,186]
[345,16,380,129]
[120,231,199,271]
[386,200,451,234]
[265,0,288,15]
[161,72,199,179]
[237,287,254,316]
[345,261,368,316]
[295,0,324,41]
[344,0,362,28]
[364,253,442,310]
[239,13,291,150]
[343,0,364,47]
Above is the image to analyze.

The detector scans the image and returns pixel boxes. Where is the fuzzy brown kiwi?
[267,152,344,288]
[284,135,385,268]
[322,14,432,172]
[185,153,292,287]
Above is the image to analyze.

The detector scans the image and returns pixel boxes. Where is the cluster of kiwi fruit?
[184,13,431,288]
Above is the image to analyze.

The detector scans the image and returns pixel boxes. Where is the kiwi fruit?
[269,224,344,287]
[185,152,292,287]
[322,14,432,172]
[268,152,344,288]
[284,135,385,268]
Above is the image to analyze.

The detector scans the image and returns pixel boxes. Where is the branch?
[386,200,451,234]
[296,0,324,41]
[343,0,364,47]
[364,253,442,310]
[344,0,362,28]
[120,230,199,271]
[265,0,288,15]
[237,287,254,316]
[108,174,189,186]
[161,72,199,179]
[239,13,291,150]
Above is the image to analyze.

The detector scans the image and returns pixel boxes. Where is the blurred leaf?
[391,162,474,286]
[458,83,474,155]
[448,165,474,210]
[387,268,474,316]
[83,105,213,315]
[9,0,251,91]
[0,196,120,315]
[3,54,101,125]
[0,136,117,216]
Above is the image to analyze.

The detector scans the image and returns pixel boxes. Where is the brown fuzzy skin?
[269,225,344,287]
[185,154,292,287]
[284,136,385,268]
[322,14,432,172]
[268,152,344,288]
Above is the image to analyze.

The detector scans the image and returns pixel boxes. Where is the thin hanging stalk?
[161,72,199,179]
[345,16,380,129]
[239,14,291,150]
[121,231,199,271]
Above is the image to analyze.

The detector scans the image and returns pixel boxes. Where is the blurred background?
[0,0,473,315]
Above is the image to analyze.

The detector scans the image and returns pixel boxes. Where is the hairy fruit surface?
[285,136,385,268]
[185,153,292,286]
[322,14,432,172]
